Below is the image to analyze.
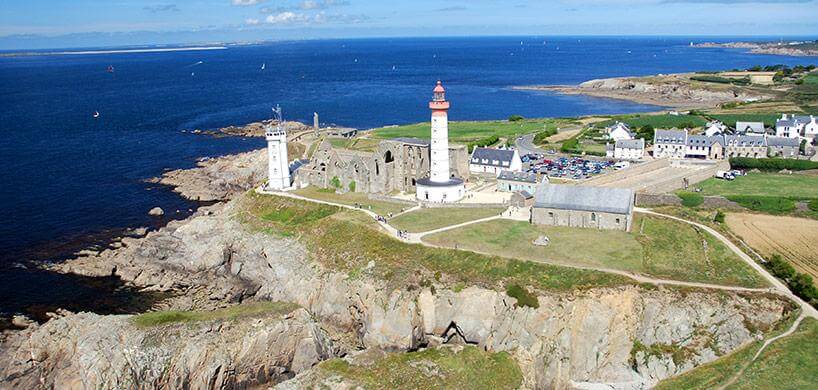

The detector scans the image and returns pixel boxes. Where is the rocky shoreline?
[0,143,800,389]
[515,73,774,109]
[693,42,818,57]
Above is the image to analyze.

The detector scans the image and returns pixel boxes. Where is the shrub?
[330,176,342,189]
[677,191,704,208]
[714,210,725,223]
[726,195,795,214]
[728,157,818,171]
[348,181,356,192]
[533,128,557,144]
[506,284,539,308]
[468,135,500,152]
[637,125,655,140]
[766,254,796,281]
[809,199,818,212]
[508,114,524,122]
[560,138,581,154]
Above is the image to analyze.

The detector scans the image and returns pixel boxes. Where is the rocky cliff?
[0,307,333,389]
[26,196,792,389]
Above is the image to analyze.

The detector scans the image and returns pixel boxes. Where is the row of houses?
[653,129,800,160]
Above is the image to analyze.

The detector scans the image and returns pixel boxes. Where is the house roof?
[736,122,765,134]
[724,135,766,147]
[471,147,516,167]
[687,135,723,147]
[777,115,815,128]
[767,136,800,147]
[615,139,645,149]
[654,129,687,145]
[534,183,634,215]
[498,170,538,183]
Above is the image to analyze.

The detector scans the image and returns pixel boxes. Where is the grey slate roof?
[498,170,538,183]
[724,135,766,147]
[471,147,516,167]
[391,137,430,146]
[615,139,645,150]
[767,136,800,147]
[736,122,766,134]
[534,183,634,215]
[687,135,723,147]
[654,130,687,145]
[776,115,814,128]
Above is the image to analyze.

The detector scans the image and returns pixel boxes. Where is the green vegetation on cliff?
[316,346,522,389]
[131,301,299,328]
[238,193,632,292]
[370,118,576,143]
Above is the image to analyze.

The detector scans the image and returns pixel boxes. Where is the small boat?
[93,111,100,118]
[392,65,396,70]
[107,65,114,73]
[354,58,358,63]
[191,72,195,76]
[261,63,266,70]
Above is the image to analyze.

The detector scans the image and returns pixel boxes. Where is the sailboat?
[93,111,100,118]
[107,65,114,73]
[261,63,266,71]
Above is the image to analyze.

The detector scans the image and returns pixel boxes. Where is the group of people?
[396,230,409,240]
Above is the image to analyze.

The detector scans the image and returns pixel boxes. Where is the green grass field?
[423,214,767,288]
[293,186,409,216]
[389,207,504,233]
[694,172,818,216]
[656,317,817,389]
[315,346,522,389]
[131,301,298,328]
[239,193,633,292]
[370,118,575,143]
[595,113,708,129]
[705,113,783,129]
[327,137,381,152]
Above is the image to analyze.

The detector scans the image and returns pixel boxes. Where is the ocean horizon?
[1,35,815,318]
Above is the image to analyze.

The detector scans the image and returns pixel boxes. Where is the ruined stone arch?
[384,150,394,163]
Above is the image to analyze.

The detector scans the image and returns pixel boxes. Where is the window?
[384,150,394,163]
[615,218,620,224]
[591,213,596,222]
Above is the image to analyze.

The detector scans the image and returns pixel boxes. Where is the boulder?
[148,207,164,217]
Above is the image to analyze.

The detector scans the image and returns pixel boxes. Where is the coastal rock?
[148,207,164,216]
[44,197,792,389]
[214,120,311,138]
[158,149,268,202]
[0,307,333,389]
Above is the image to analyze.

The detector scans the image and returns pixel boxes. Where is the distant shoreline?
[0,46,227,57]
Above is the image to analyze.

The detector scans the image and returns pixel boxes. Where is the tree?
[508,115,524,122]
[637,125,655,140]
[348,181,356,192]
[714,210,725,223]
[330,176,341,189]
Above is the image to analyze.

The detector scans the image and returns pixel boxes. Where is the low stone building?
[497,170,541,193]
[653,129,688,159]
[531,183,635,231]
[607,138,645,160]
[724,135,766,158]
[295,137,469,195]
[736,121,766,136]
[767,136,800,158]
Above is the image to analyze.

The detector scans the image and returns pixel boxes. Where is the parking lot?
[522,154,615,180]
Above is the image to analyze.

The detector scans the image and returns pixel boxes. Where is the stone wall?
[531,207,630,231]
[583,158,670,187]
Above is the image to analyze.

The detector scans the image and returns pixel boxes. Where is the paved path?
[636,207,818,320]
[515,134,546,156]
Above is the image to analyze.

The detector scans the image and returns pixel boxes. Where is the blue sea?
[1,36,815,319]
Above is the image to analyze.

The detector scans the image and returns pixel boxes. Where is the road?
[515,134,546,156]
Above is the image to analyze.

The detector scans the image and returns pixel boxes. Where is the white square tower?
[266,106,291,190]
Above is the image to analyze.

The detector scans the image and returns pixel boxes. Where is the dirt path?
[258,187,790,295]
[637,208,818,320]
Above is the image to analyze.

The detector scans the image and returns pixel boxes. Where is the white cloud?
[245,18,260,25]
[231,0,266,6]
[265,11,305,24]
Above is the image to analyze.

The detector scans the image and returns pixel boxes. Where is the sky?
[1,0,817,49]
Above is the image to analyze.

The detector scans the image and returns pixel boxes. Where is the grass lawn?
[695,172,818,216]
[389,207,504,233]
[423,213,767,288]
[705,113,783,129]
[656,317,817,389]
[293,186,409,216]
[131,301,298,328]
[315,346,522,389]
[595,113,707,129]
[370,118,576,143]
[327,137,381,152]
[239,193,633,292]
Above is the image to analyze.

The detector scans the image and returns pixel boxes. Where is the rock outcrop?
[0,307,333,389]
[46,198,792,389]
[157,150,268,202]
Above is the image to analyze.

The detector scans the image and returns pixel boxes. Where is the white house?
[736,121,766,137]
[653,129,688,159]
[607,139,645,160]
[774,114,817,139]
[469,147,522,175]
[606,122,635,142]
[704,121,728,136]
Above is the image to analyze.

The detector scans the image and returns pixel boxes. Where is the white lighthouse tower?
[416,81,465,203]
[266,105,291,190]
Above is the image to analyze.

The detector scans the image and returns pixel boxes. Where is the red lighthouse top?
[430,80,450,110]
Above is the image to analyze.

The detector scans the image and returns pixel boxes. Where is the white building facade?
[469,147,522,175]
[265,108,291,190]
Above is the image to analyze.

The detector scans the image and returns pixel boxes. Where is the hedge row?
[766,255,818,307]
[467,135,500,153]
[729,157,818,171]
